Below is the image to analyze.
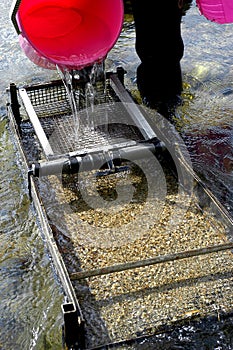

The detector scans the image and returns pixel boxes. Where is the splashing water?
[57,62,107,142]
[57,65,80,142]
[56,62,115,172]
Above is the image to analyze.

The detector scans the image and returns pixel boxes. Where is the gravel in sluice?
[38,161,233,348]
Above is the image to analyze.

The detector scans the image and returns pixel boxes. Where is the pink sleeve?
[196,0,233,23]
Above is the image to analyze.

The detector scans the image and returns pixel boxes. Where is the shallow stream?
[0,1,233,349]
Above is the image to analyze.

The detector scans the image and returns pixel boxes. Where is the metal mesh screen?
[20,79,144,159]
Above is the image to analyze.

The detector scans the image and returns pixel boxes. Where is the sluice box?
[6,69,233,349]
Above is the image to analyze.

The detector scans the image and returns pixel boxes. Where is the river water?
[0,1,233,349]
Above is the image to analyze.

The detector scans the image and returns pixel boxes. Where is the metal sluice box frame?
[6,69,233,349]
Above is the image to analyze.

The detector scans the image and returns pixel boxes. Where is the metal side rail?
[109,71,156,141]
[19,87,54,158]
[7,86,86,350]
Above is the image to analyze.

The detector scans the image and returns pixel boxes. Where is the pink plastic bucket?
[14,0,124,70]
[196,0,233,24]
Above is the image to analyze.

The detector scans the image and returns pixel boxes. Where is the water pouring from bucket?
[10,0,124,70]
[10,0,124,145]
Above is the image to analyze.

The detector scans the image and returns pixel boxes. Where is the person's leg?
[131,0,184,109]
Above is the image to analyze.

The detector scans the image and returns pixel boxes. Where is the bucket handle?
[9,0,22,35]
